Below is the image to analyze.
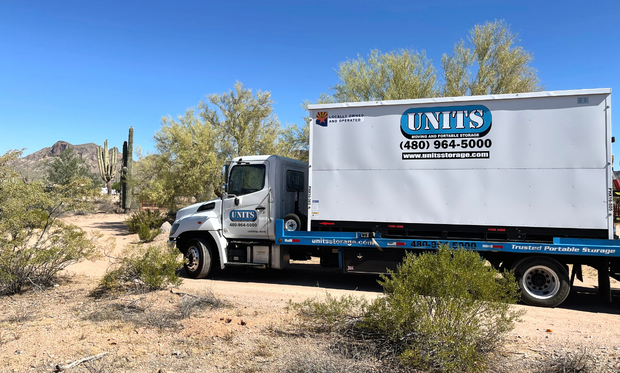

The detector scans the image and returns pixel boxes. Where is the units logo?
[316,111,328,127]
[400,105,492,139]
[229,210,257,221]
[399,105,493,161]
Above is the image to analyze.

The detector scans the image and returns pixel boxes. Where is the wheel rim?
[284,219,298,231]
[185,246,200,272]
[522,265,560,300]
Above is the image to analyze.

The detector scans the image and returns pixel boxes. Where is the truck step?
[224,262,266,268]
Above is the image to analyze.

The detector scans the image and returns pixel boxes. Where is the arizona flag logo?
[316,111,328,127]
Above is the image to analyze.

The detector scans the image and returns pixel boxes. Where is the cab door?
[222,161,272,240]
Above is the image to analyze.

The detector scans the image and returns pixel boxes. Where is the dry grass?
[178,289,224,319]
[0,274,618,373]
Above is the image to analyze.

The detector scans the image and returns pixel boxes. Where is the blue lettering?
[400,105,492,139]
[230,210,257,221]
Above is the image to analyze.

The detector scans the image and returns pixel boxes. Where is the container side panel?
[311,169,606,229]
[309,92,611,232]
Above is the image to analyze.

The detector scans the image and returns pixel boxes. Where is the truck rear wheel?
[513,257,570,307]
[183,238,213,279]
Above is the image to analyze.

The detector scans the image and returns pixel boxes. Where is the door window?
[227,165,266,196]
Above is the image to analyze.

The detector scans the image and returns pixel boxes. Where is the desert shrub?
[371,247,522,372]
[137,224,161,243]
[293,246,522,373]
[98,243,182,294]
[124,209,166,234]
[0,150,100,295]
[293,293,370,333]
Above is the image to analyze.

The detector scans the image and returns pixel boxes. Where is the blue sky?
[1,0,619,158]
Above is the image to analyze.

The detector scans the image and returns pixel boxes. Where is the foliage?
[137,224,161,243]
[111,181,121,192]
[0,150,100,295]
[442,19,543,96]
[322,20,542,103]
[124,209,167,234]
[292,246,522,373]
[136,82,306,210]
[331,49,438,102]
[98,243,183,294]
[44,148,100,187]
[371,247,522,372]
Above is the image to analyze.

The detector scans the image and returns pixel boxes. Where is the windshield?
[227,164,266,196]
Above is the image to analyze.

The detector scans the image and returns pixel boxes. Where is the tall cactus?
[121,127,134,211]
[97,139,117,195]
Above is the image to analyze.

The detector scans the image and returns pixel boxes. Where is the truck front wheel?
[183,238,213,279]
[513,257,570,307]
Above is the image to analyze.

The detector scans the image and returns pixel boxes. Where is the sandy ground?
[64,214,620,354]
[1,213,619,372]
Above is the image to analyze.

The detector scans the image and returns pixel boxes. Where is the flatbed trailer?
[275,220,620,307]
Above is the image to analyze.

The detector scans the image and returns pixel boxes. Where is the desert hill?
[12,141,122,182]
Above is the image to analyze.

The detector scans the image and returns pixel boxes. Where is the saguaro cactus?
[121,127,134,211]
[97,140,117,195]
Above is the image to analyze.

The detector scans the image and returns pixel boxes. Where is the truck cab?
[168,155,308,278]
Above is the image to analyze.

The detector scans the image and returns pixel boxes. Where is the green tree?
[137,82,305,210]
[136,108,220,210]
[199,82,286,159]
[0,150,99,295]
[331,49,438,102]
[322,20,542,103]
[44,148,100,187]
[442,19,543,96]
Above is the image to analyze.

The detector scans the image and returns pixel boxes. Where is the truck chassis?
[275,220,620,307]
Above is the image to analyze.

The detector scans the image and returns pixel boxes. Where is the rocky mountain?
[12,141,122,182]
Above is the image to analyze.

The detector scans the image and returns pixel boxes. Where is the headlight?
[170,223,179,236]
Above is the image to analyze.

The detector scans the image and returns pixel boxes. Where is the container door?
[222,161,271,240]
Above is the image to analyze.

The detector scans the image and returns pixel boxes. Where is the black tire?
[512,256,570,307]
[283,213,302,231]
[183,238,213,279]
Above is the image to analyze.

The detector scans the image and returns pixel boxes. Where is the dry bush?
[274,339,383,373]
[537,349,596,373]
[86,297,183,332]
[178,289,224,319]
[6,300,37,323]
[93,195,120,214]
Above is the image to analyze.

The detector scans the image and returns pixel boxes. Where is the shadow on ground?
[180,263,384,293]
[558,285,620,314]
[88,221,131,235]
[180,265,620,312]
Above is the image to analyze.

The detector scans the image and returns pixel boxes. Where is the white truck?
[169,88,620,307]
